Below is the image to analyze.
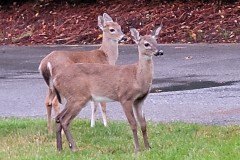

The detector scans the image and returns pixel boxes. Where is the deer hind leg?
[121,100,140,153]
[55,113,63,151]
[45,89,54,134]
[56,99,88,152]
[100,102,107,127]
[133,100,150,150]
[52,96,60,117]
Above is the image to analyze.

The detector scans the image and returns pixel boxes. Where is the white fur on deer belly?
[91,94,114,102]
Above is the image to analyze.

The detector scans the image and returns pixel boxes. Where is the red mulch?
[0,0,239,45]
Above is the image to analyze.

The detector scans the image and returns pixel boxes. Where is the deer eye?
[110,29,115,32]
[144,43,150,47]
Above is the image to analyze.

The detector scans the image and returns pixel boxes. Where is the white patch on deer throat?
[91,94,114,102]
[143,55,152,60]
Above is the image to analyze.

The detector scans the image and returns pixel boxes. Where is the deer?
[38,13,126,134]
[49,25,163,153]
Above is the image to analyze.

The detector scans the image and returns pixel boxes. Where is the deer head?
[98,13,126,42]
[130,24,163,59]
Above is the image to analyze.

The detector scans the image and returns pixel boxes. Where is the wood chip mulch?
[0,0,239,45]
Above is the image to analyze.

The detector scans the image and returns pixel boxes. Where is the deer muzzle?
[154,50,164,56]
[119,35,128,43]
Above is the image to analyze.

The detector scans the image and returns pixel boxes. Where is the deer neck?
[99,34,119,65]
[136,49,154,91]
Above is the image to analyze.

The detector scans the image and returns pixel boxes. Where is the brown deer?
[38,13,126,134]
[50,25,163,153]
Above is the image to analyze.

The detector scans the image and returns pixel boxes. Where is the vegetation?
[0,118,240,160]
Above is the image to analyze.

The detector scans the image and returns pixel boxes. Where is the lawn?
[0,118,240,160]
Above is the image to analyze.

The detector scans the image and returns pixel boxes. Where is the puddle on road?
[0,76,7,79]
[1,71,239,93]
[0,71,40,80]
[151,80,239,93]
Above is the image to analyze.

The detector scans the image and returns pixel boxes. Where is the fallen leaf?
[185,56,193,60]
[97,34,103,40]
[155,89,162,93]
[190,32,197,40]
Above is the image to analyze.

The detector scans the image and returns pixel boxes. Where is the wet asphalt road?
[0,44,240,125]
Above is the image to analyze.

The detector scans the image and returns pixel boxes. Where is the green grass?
[0,118,240,160]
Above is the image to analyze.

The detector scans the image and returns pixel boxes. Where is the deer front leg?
[141,115,150,150]
[90,101,98,127]
[133,100,150,150]
[90,102,107,127]
[100,102,107,127]
[122,101,140,153]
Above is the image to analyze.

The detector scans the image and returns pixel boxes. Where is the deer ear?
[103,13,113,22]
[151,24,163,38]
[98,15,104,30]
[130,28,140,44]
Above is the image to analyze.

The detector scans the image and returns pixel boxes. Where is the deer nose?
[119,35,128,42]
[154,50,164,56]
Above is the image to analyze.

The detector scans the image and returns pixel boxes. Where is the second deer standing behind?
[38,13,126,134]
[50,25,163,153]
